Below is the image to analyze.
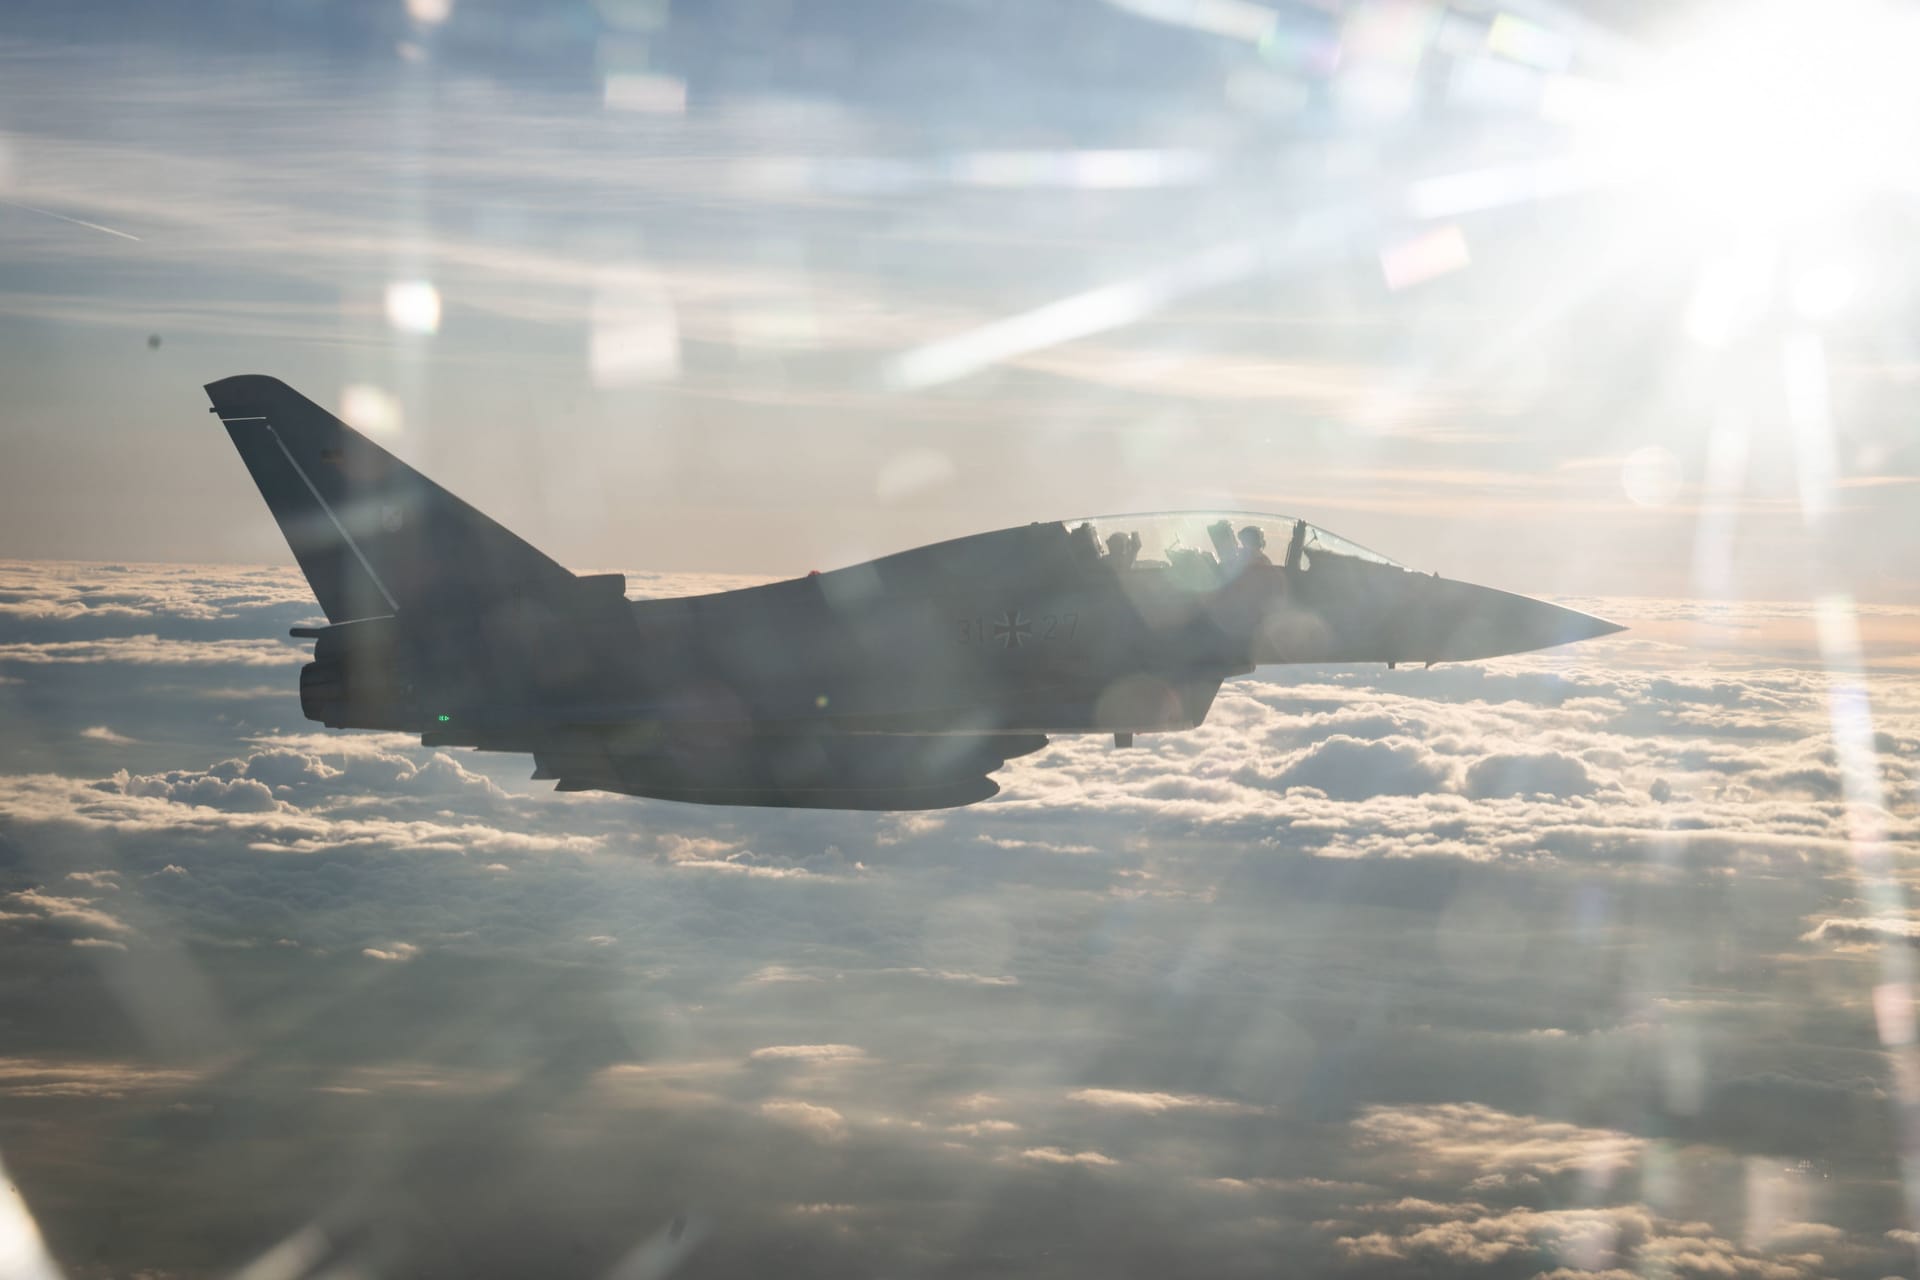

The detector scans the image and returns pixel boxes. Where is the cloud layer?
[1,562,1918,1276]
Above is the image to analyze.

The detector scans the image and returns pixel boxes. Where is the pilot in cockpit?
[1068,521,1102,566]
[1106,530,1140,569]
[1238,524,1272,568]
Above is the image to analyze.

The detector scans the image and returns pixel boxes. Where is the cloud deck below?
[2,562,1918,1278]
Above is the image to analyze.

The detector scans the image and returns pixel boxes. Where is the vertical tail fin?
[207,375,577,623]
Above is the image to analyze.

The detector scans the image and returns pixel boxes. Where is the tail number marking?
[956,612,1077,648]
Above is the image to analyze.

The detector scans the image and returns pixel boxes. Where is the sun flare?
[1585,0,1920,235]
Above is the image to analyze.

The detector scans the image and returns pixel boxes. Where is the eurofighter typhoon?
[209,375,1622,810]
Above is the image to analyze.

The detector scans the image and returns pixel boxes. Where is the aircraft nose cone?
[1523,597,1626,649]
[1422,580,1624,662]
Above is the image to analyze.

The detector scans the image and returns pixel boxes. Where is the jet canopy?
[1057,511,1401,575]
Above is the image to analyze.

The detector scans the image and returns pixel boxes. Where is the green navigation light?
[437,714,451,722]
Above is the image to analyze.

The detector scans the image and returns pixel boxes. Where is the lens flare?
[383,280,441,335]
[339,383,403,436]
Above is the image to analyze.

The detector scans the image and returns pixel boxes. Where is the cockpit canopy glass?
[1058,512,1401,575]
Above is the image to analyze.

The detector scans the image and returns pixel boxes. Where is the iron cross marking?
[993,610,1032,649]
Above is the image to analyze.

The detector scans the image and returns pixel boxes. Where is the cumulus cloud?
[1461,751,1596,799]
[119,768,280,812]
[1802,917,1920,950]
[948,1119,1021,1137]
[3,888,132,938]
[362,943,421,962]
[882,967,1020,987]
[1326,1111,1868,1277]
[0,758,597,864]
[744,965,821,985]
[1068,1088,1252,1114]
[1351,1103,1644,1179]
[0,1057,203,1099]
[1020,1147,1118,1168]
[0,561,316,623]
[748,1044,868,1063]
[1333,1204,1686,1274]
[0,636,306,666]
[758,1100,848,1142]
[1267,736,1453,799]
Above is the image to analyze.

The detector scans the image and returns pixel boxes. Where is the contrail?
[0,197,140,241]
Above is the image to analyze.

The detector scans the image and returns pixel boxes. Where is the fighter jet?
[207,375,1622,810]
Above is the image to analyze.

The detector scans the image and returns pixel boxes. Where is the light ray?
[885,208,1358,391]
[0,1152,63,1280]
[0,197,139,241]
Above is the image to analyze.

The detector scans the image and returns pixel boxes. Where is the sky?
[5,1,1920,1278]
[1,0,1916,599]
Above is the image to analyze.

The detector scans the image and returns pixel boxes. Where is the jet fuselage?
[209,375,1620,809]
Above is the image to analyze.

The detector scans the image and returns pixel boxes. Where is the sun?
[1578,0,1920,237]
